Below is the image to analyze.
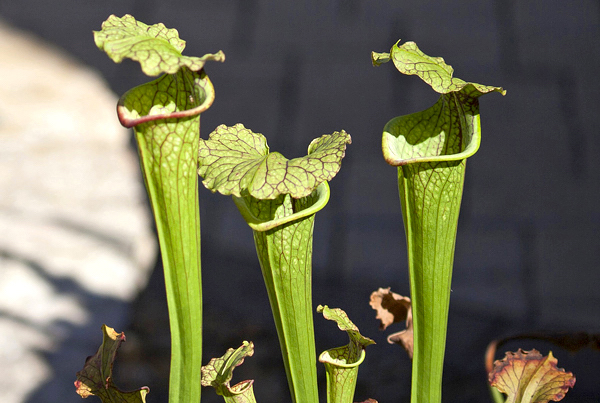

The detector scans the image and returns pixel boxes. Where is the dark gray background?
[2,1,599,402]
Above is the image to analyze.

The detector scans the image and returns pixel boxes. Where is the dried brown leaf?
[369,287,410,329]
[369,288,413,358]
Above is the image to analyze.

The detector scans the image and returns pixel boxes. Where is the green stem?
[233,182,330,403]
[119,68,214,403]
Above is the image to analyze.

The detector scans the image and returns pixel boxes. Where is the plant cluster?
[73,14,577,403]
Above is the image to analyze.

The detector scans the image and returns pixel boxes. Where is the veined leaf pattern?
[198,123,351,199]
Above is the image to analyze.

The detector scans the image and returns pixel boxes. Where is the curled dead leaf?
[74,325,149,402]
[369,287,410,330]
[387,328,414,359]
[369,288,413,358]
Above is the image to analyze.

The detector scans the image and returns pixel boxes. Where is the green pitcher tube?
[373,40,505,403]
[317,305,375,403]
[117,69,215,403]
[396,157,466,402]
[95,15,225,403]
[197,125,351,403]
[320,348,366,403]
[232,183,331,403]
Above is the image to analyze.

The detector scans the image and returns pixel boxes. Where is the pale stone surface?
[0,20,156,402]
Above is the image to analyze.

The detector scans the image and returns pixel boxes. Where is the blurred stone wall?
[0,18,156,403]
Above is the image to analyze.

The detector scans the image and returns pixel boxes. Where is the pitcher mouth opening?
[319,346,367,368]
[233,181,330,232]
[117,70,215,128]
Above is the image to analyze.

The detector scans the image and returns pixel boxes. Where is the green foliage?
[198,125,350,403]
[373,40,505,403]
[318,305,375,355]
[373,41,504,95]
[201,342,257,403]
[318,306,375,403]
[94,14,224,76]
[82,13,574,403]
[93,14,224,403]
[198,123,351,199]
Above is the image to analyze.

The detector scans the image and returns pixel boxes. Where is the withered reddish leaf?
[489,349,575,403]
[486,332,600,381]
[485,339,500,375]
[369,288,413,358]
[74,325,149,402]
[355,399,378,403]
